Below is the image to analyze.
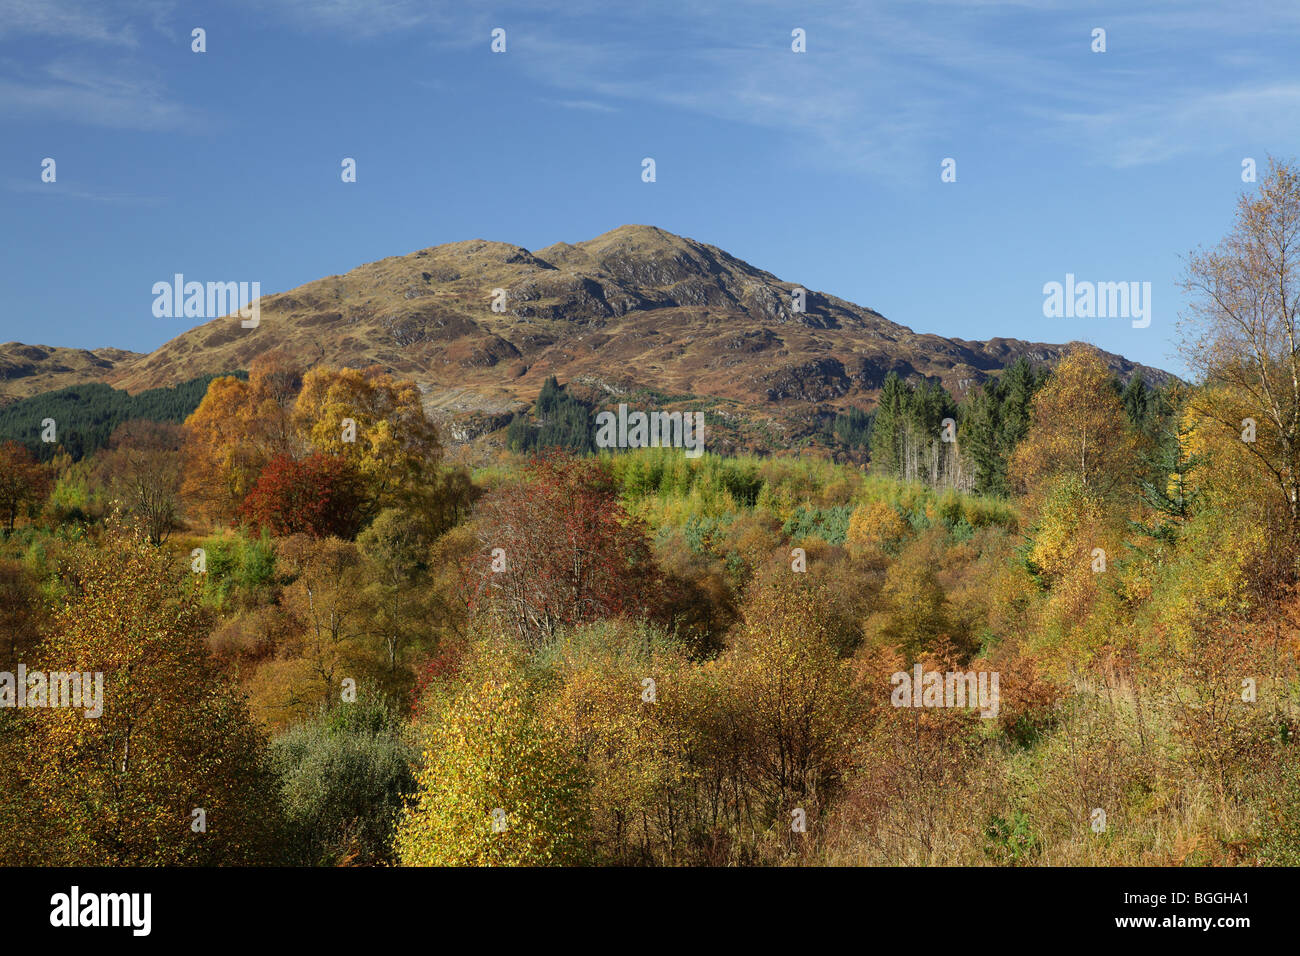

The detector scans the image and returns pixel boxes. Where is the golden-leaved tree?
[1009,345,1140,500]
[14,517,282,864]
[713,577,858,837]
[182,352,300,523]
[184,357,446,533]
[246,534,376,731]
[395,646,590,866]
[539,620,704,865]
[293,365,442,526]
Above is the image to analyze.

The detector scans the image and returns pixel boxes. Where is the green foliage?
[782,504,853,545]
[197,530,277,609]
[682,512,736,554]
[611,448,763,510]
[824,406,874,450]
[270,693,416,866]
[506,376,595,454]
[47,465,97,523]
[870,373,960,483]
[984,809,1040,865]
[0,372,246,461]
[1132,429,1201,547]
[959,358,1045,496]
[531,617,684,674]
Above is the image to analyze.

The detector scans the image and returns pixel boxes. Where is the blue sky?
[3,0,1299,379]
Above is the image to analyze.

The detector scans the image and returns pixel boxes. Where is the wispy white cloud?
[1047,85,1300,168]
[9,0,1299,169]
[5,177,163,203]
[544,98,618,114]
[0,0,176,45]
[254,0,467,39]
[231,0,1300,172]
[0,57,194,130]
[0,0,136,44]
[0,1,191,129]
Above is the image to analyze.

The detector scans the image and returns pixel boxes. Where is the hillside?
[0,226,1174,447]
[0,343,142,406]
[0,373,246,461]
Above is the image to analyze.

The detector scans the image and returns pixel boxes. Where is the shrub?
[271,694,416,866]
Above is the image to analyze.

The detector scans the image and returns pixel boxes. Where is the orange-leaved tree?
[181,352,301,524]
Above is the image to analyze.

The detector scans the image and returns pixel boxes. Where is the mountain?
[0,343,142,404]
[0,225,1175,449]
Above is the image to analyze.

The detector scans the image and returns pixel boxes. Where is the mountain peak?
[0,227,1176,454]
[537,224,705,268]
[581,224,691,247]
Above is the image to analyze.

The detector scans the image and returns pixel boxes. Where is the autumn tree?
[846,500,911,558]
[470,454,661,649]
[15,517,282,864]
[1178,388,1280,525]
[832,663,993,865]
[416,463,481,539]
[293,365,442,525]
[95,420,184,544]
[538,620,706,864]
[1180,156,1300,537]
[714,577,858,833]
[649,536,738,657]
[0,441,50,533]
[238,452,364,539]
[251,535,376,729]
[862,541,960,660]
[181,352,301,523]
[184,357,452,537]
[395,647,590,866]
[1009,345,1141,500]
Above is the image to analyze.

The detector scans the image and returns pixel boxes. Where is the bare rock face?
[0,225,1177,446]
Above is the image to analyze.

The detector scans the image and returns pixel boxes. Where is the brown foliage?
[96,420,184,544]
[0,441,50,533]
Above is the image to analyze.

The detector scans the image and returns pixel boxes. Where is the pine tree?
[870,373,908,479]
[1121,373,1152,433]
[998,358,1039,457]
[962,379,1005,495]
[1133,432,1201,545]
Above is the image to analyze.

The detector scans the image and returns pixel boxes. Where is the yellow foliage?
[294,366,442,521]
[846,500,909,557]
[1010,345,1141,499]
[395,648,589,866]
